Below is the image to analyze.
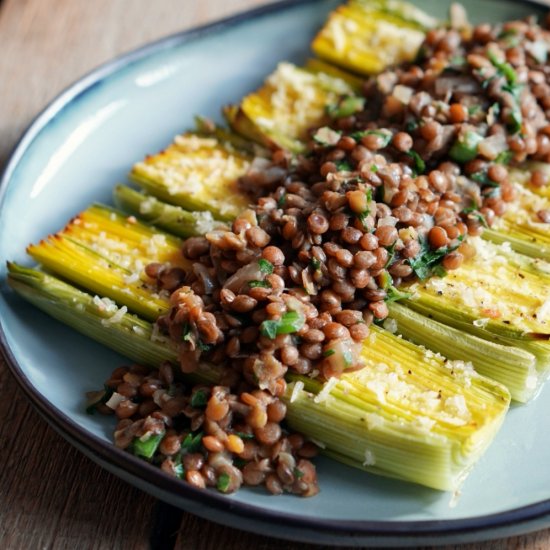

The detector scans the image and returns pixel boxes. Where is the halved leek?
[130,132,252,221]
[388,303,538,402]
[7,262,510,492]
[311,0,437,76]
[224,62,359,152]
[26,204,184,321]
[113,184,227,238]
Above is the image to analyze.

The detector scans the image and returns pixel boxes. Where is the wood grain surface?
[1,1,550,549]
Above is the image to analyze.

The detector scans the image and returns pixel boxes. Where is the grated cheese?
[313,377,338,403]
[290,380,304,403]
[363,449,376,466]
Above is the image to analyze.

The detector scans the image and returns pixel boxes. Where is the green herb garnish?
[260,311,305,339]
[217,472,232,493]
[132,432,165,460]
[351,129,392,148]
[191,390,208,408]
[335,160,353,171]
[407,237,463,280]
[405,119,419,132]
[449,130,484,163]
[488,51,518,84]
[258,259,274,274]
[327,96,366,118]
[342,349,354,367]
[235,431,255,440]
[495,150,513,164]
[310,258,321,271]
[385,286,413,303]
[249,279,272,289]
[463,205,489,228]
[182,431,204,454]
[406,150,426,176]
[471,171,499,188]
[467,105,482,116]
[197,340,212,352]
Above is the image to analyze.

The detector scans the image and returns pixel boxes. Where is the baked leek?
[224,62,359,152]
[7,262,510,492]
[113,184,227,238]
[26,204,185,321]
[311,0,437,76]
[130,132,252,221]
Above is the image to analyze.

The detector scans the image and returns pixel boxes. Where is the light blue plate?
[1,0,550,546]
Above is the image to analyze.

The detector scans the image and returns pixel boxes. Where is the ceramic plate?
[1,0,550,546]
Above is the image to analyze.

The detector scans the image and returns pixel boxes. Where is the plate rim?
[1,0,550,543]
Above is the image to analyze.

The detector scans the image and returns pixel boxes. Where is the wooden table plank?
[1,1,550,549]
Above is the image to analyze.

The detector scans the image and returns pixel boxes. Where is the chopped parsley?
[471,170,499,187]
[351,129,392,148]
[181,431,204,454]
[260,311,305,339]
[407,236,463,280]
[249,279,272,289]
[191,390,208,408]
[132,432,165,460]
[310,257,321,271]
[406,150,426,176]
[217,472,232,493]
[385,286,413,303]
[495,150,513,164]
[334,159,353,171]
[462,205,489,228]
[327,96,366,118]
[449,130,484,163]
[258,259,274,275]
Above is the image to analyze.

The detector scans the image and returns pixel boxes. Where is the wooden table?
[1,0,550,548]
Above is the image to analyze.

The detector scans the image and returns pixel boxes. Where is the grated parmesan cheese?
[290,380,304,403]
[101,305,128,326]
[363,449,376,466]
[314,377,338,403]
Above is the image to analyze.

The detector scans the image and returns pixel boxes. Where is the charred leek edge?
[285,327,510,492]
[311,0,436,76]
[388,303,538,402]
[113,184,228,238]
[405,238,550,340]
[7,263,510,492]
[26,204,185,321]
[130,133,252,221]
[224,62,357,152]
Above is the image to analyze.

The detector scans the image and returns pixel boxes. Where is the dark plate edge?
[1,0,550,545]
